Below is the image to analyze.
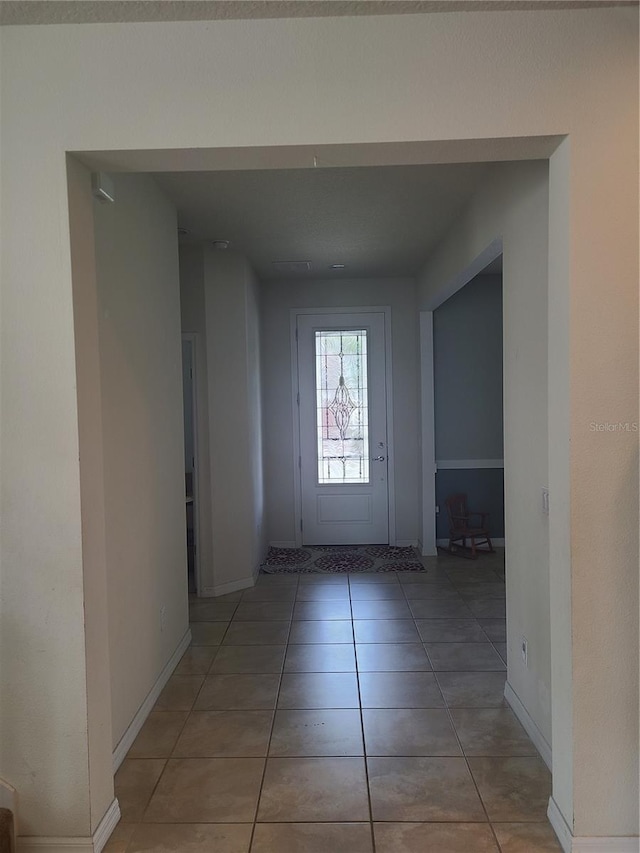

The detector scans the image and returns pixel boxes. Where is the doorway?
[182,334,199,593]
[294,308,394,545]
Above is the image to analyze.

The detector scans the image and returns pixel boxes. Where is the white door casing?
[294,309,392,545]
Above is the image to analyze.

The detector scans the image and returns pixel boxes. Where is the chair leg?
[471,537,477,559]
[486,535,494,553]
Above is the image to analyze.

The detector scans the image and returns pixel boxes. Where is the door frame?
[290,306,396,548]
[182,332,202,595]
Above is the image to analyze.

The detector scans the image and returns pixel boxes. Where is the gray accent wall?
[433,274,503,538]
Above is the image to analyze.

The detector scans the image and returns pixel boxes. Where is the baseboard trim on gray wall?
[268,541,297,549]
[202,573,257,597]
[504,681,552,770]
[436,538,505,548]
[17,798,121,853]
[547,797,638,853]
[396,539,419,548]
[112,628,192,772]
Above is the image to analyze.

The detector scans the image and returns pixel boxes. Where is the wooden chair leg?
[471,537,477,559]
[486,535,494,553]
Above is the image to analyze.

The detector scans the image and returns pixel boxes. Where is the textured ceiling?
[1,0,635,25]
[154,162,493,279]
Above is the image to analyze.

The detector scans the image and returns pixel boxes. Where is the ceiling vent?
[272,260,312,274]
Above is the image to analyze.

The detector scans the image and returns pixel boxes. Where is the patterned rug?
[260,545,425,574]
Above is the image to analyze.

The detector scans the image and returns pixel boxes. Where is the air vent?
[272,260,312,274]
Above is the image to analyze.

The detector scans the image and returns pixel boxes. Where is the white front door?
[296,311,390,545]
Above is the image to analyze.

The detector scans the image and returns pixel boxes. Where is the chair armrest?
[468,511,490,524]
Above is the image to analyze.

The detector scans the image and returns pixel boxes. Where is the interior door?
[297,311,389,545]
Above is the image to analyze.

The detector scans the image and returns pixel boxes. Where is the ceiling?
[1,0,635,25]
[154,162,493,280]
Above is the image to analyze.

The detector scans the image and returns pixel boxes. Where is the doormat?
[260,545,425,574]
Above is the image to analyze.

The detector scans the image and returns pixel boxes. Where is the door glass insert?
[315,329,369,484]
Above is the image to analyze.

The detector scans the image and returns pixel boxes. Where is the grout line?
[349,574,377,853]
[247,572,299,851]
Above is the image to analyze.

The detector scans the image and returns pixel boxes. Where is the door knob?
[373,455,386,462]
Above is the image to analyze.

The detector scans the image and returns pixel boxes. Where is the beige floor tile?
[349,584,405,600]
[241,585,297,602]
[251,823,373,853]
[446,568,500,583]
[468,756,552,821]
[144,757,264,823]
[173,710,274,757]
[288,620,354,644]
[351,600,413,619]
[359,671,444,708]
[467,599,507,619]
[368,756,486,821]
[401,583,461,599]
[127,823,252,852]
[257,757,370,821]
[194,674,281,710]
[354,619,420,643]
[492,822,564,852]
[114,759,166,822]
[222,621,290,645]
[270,709,364,756]
[298,573,349,585]
[456,583,506,600]
[277,672,360,709]
[415,619,487,643]
[127,711,189,758]
[426,643,506,671]
[408,599,473,619]
[174,646,217,676]
[363,708,461,756]
[102,821,137,852]
[374,823,499,852]
[210,645,286,674]
[349,572,399,584]
[154,675,204,711]
[284,643,356,672]
[436,671,507,707]
[296,585,351,601]
[189,601,238,622]
[355,643,432,672]
[233,601,294,621]
[293,600,353,620]
[396,569,451,582]
[190,622,228,646]
[451,708,536,756]
[479,619,507,641]
[255,574,298,587]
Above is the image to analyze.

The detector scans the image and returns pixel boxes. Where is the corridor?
[107,552,561,852]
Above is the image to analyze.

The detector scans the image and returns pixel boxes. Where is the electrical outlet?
[160,606,166,632]
[542,488,550,515]
[521,636,528,667]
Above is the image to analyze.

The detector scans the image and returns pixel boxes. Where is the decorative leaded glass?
[315,329,369,484]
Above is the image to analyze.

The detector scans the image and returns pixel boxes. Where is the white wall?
[0,8,636,844]
[261,278,419,547]
[202,249,266,594]
[93,174,189,748]
[420,158,552,766]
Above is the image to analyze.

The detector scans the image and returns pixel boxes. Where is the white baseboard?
[436,538,505,548]
[112,628,192,772]
[268,541,297,549]
[201,572,258,598]
[395,539,419,548]
[547,798,638,853]
[17,798,121,853]
[504,681,552,770]
[92,800,121,853]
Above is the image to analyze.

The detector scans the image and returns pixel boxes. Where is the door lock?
[373,455,386,462]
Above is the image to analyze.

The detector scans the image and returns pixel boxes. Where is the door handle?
[373,455,386,462]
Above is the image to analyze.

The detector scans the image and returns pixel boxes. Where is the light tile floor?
[106,551,563,852]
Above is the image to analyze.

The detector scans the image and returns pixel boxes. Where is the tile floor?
[106,551,563,852]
